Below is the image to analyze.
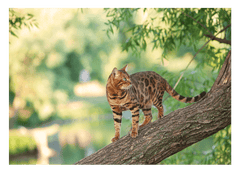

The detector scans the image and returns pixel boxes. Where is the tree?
[74,51,230,164]
[75,8,231,164]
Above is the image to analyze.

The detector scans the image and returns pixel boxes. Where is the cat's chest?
[108,91,131,106]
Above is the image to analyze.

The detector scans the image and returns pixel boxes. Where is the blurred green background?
[9,8,231,165]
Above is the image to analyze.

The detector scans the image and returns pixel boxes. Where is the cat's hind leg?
[153,96,164,119]
[139,107,152,127]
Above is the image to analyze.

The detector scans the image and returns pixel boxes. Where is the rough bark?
[75,51,231,165]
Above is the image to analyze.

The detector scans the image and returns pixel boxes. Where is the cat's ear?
[120,64,128,72]
[112,67,119,78]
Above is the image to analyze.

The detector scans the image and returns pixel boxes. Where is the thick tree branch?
[204,34,231,45]
[75,51,231,165]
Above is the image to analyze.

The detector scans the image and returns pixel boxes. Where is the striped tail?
[166,82,206,103]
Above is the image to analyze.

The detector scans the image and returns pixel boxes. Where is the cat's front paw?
[111,136,119,142]
[130,131,138,138]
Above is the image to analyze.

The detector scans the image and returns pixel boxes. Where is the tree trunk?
[74,51,231,165]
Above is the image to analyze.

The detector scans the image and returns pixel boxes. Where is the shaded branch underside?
[75,51,231,165]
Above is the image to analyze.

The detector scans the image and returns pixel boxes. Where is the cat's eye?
[123,78,127,81]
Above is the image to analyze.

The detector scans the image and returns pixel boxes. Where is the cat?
[106,65,206,142]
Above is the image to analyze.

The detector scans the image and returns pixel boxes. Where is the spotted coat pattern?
[106,65,206,142]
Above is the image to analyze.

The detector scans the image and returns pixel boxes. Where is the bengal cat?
[106,65,206,142]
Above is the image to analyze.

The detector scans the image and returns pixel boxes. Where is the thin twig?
[163,23,231,102]
[173,73,183,90]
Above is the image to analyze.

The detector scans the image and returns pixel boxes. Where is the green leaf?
[27,13,34,19]
[134,39,139,46]
[110,25,114,34]
[142,39,146,51]
[34,23,39,28]
[10,30,18,38]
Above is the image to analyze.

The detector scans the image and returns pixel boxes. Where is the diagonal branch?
[204,34,231,45]
[75,51,231,165]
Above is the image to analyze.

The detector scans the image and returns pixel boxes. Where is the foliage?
[104,8,231,71]
[104,8,231,165]
[9,8,39,39]
[9,8,231,164]
[204,125,231,164]
[9,129,37,156]
[9,9,120,125]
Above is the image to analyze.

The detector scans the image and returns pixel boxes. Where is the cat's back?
[130,71,166,93]
[130,71,164,83]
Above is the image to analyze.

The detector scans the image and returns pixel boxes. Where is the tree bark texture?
[75,51,231,165]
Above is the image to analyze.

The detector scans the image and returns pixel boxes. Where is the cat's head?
[111,65,132,90]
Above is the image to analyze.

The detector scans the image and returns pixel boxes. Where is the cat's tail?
[165,82,206,103]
